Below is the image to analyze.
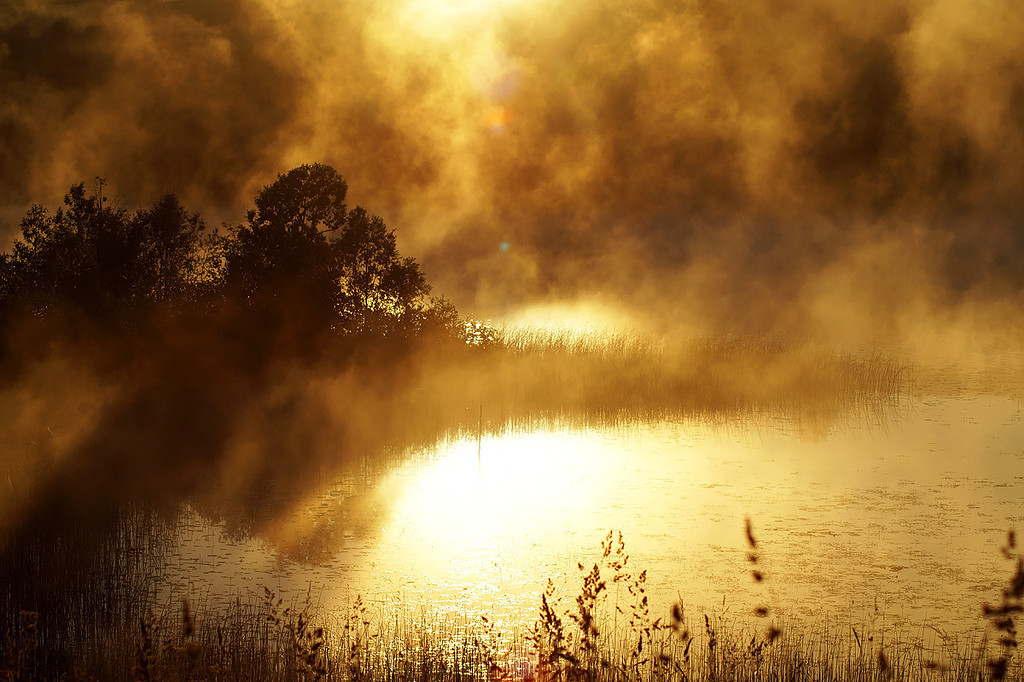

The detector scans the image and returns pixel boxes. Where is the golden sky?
[2,0,1023,338]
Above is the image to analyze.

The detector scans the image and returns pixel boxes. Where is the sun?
[394,0,529,38]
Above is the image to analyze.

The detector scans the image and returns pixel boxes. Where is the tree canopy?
[0,164,459,347]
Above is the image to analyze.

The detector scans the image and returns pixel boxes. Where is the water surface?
[160,392,1024,636]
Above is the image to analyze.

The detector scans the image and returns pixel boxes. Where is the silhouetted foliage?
[222,164,345,341]
[336,206,429,336]
[132,193,207,303]
[0,163,460,349]
[0,184,216,326]
[221,163,455,343]
[1,183,137,323]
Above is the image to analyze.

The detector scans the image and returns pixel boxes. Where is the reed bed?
[416,326,911,438]
[5,598,1012,682]
[5,526,1022,681]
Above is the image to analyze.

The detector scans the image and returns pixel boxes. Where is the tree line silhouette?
[0,163,459,355]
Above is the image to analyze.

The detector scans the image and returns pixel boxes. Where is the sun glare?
[505,300,636,335]
[396,0,527,37]
[373,431,619,567]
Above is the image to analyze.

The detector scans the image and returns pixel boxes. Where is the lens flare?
[484,106,510,134]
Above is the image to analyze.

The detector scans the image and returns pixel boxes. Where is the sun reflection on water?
[357,429,656,618]
[350,423,748,622]
[381,431,615,554]
[159,395,1024,636]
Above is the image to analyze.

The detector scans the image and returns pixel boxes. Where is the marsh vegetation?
[5,524,1024,681]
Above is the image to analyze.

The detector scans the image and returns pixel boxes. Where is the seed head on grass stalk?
[984,529,1024,681]
[474,615,513,682]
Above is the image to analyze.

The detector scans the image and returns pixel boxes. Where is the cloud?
[1,0,1023,336]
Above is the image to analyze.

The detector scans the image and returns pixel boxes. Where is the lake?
[157,386,1024,642]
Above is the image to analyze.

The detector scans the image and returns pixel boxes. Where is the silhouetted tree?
[1,163,461,347]
[223,163,453,341]
[336,206,430,335]
[221,163,347,342]
[0,184,216,328]
[0,183,137,322]
[249,162,349,237]
[416,295,461,339]
[132,193,205,303]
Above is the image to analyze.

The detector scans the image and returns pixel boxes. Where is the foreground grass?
[5,527,1022,682]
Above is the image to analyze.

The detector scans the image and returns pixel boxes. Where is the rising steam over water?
[3,2,1024,678]
[2,0,1024,342]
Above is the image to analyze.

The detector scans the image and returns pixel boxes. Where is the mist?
[2,0,1023,346]
[6,5,1024,676]
[3,0,1023,567]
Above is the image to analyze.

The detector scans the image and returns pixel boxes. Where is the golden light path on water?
[162,393,1024,639]
[368,409,1016,636]
[337,394,1023,627]
[388,432,607,538]
[373,433,616,612]
[368,428,723,617]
